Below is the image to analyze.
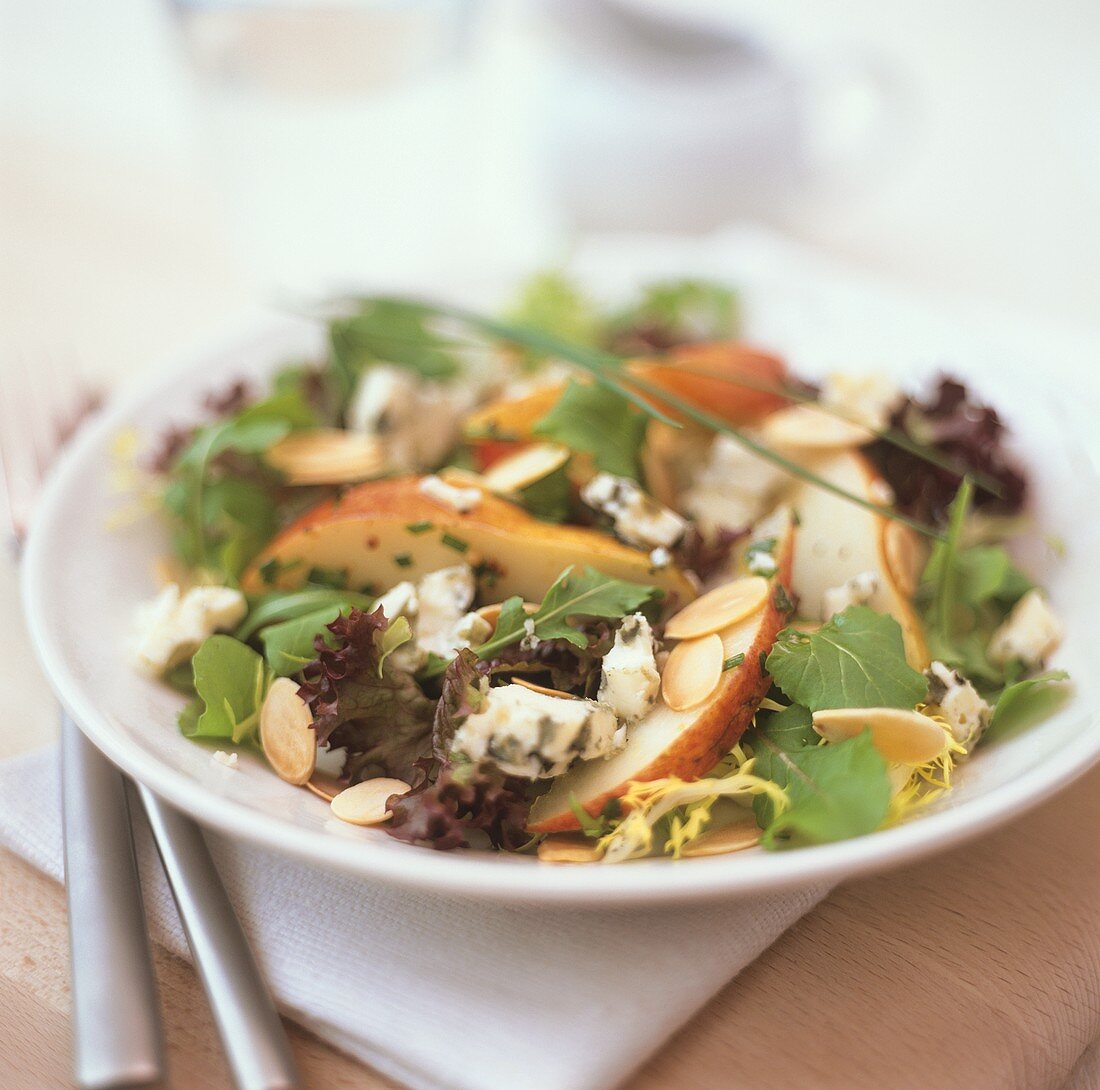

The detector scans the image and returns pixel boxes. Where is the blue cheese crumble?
[452,684,621,778]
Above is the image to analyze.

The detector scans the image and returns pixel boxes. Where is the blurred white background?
[1,0,1099,391]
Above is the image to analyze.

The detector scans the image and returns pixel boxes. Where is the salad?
[127,275,1071,863]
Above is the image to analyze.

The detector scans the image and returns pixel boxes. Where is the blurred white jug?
[536,0,909,232]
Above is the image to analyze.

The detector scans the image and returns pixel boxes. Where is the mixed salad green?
[125,272,1070,862]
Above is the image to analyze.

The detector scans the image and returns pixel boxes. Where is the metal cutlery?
[1,360,300,1089]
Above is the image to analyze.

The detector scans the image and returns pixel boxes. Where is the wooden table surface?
[2,130,1100,1090]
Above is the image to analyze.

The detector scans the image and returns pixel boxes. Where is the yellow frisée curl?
[597,746,787,864]
[885,707,966,825]
[106,428,163,530]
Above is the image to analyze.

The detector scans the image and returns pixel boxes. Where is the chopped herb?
[772,583,795,614]
[406,520,435,535]
[305,566,351,590]
[393,553,413,568]
[723,653,746,672]
[440,532,469,554]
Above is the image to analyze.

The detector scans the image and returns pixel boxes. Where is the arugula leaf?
[476,565,659,659]
[532,380,648,478]
[166,391,317,580]
[753,732,891,848]
[765,606,927,712]
[917,480,1034,688]
[753,702,816,751]
[329,299,461,406]
[182,635,271,743]
[922,544,1031,609]
[985,671,1072,742]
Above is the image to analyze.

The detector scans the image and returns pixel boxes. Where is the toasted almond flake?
[680,818,762,857]
[881,519,926,598]
[760,403,875,450]
[665,576,769,641]
[259,677,317,785]
[513,677,581,700]
[305,774,343,802]
[438,466,487,490]
[475,600,539,627]
[537,833,605,863]
[266,429,385,485]
[481,443,570,494]
[330,777,412,826]
[812,707,950,764]
[661,633,724,711]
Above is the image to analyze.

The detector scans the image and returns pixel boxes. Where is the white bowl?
[23,301,1099,906]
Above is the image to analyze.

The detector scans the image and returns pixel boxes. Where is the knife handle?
[138,786,300,1090]
[61,714,164,1089]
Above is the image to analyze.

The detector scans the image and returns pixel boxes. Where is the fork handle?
[138,786,300,1090]
[61,714,164,1089]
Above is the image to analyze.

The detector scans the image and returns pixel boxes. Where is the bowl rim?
[22,310,1100,906]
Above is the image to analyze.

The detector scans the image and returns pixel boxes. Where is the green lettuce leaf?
[753,731,891,848]
[182,635,271,743]
[504,271,602,366]
[260,604,346,677]
[765,606,927,712]
[532,380,648,478]
[605,278,739,351]
[985,671,1072,742]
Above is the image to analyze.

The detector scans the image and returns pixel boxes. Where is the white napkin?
[0,748,827,1090]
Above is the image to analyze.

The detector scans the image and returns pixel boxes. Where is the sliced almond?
[665,576,769,641]
[305,774,343,802]
[259,677,317,785]
[537,833,604,863]
[514,678,580,700]
[330,777,412,826]
[812,707,950,765]
[661,633,724,711]
[438,466,487,490]
[881,519,927,598]
[475,600,539,628]
[481,443,570,494]
[266,429,385,485]
[680,817,762,858]
[760,403,875,450]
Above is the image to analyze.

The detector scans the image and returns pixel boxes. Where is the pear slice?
[782,450,929,668]
[241,475,698,605]
[527,507,796,835]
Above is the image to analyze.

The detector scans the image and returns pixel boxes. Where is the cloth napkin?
[0,747,827,1090]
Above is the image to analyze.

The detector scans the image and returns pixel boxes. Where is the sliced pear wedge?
[527,507,796,835]
[812,707,950,765]
[241,475,698,605]
[759,403,874,451]
[782,449,929,668]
